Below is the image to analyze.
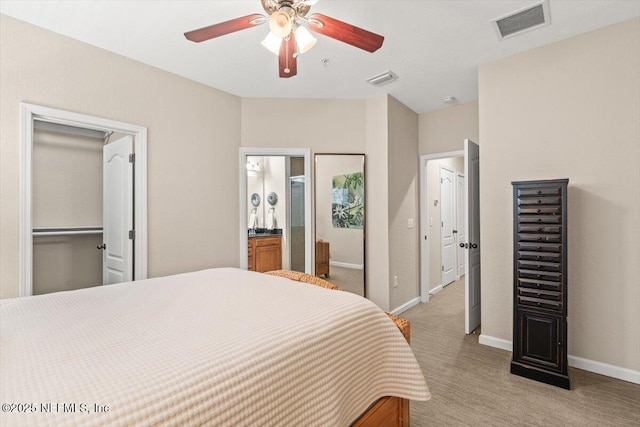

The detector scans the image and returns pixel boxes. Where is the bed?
[0,268,429,426]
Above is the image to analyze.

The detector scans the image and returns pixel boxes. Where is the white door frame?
[419,150,464,303]
[239,148,313,274]
[19,102,148,297]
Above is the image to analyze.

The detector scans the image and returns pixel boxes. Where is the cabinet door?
[515,309,565,372]
[255,245,282,272]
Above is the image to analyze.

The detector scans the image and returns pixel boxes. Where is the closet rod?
[33,226,103,237]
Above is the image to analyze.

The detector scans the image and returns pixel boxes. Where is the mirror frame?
[314,153,366,298]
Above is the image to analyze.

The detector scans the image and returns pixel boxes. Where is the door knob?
[470,243,478,249]
[97,243,106,250]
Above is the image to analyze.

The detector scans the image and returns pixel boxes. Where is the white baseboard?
[479,334,640,385]
[428,285,443,296]
[390,297,421,316]
[329,261,364,270]
[479,334,513,352]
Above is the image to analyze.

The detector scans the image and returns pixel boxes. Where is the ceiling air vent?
[491,0,551,41]
[366,71,398,87]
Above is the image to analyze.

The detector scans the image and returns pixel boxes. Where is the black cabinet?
[511,179,570,389]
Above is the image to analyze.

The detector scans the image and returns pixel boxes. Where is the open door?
[464,139,481,334]
[102,136,134,285]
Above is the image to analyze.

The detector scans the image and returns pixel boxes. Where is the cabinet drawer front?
[519,234,561,243]
[518,288,561,301]
[519,269,561,282]
[517,187,562,197]
[254,236,281,247]
[518,278,562,292]
[518,196,562,206]
[518,260,561,272]
[518,206,562,215]
[518,296,562,311]
[515,309,565,372]
[518,251,562,262]
[518,224,562,234]
[518,242,561,253]
[517,215,562,224]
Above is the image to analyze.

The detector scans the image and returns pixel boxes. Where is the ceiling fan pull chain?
[284,35,291,73]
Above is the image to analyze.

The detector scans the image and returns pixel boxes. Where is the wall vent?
[491,0,551,41]
[366,71,398,86]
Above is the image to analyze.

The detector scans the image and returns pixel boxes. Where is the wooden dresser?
[248,235,282,273]
[315,241,330,278]
[511,179,570,389]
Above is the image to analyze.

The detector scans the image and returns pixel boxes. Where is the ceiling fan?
[184,0,384,78]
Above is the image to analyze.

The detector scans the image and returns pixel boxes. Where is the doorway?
[239,148,312,274]
[19,103,148,297]
[419,139,480,334]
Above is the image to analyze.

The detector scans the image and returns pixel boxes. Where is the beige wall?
[479,18,640,371]
[387,96,420,310]
[426,157,465,291]
[315,154,364,267]
[364,96,391,309]
[419,100,479,154]
[0,15,241,298]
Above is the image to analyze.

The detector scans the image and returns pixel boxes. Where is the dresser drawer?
[518,296,562,312]
[518,251,562,262]
[254,236,281,247]
[518,287,561,301]
[518,206,562,215]
[518,260,561,272]
[519,269,561,282]
[518,278,562,292]
[517,187,562,197]
[518,224,562,234]
[518,196,562,206]
[518,242,562,253]
[517,215,562,224]
[519,234,561,243]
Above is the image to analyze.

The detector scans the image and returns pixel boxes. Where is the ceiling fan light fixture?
[261,31,283,55]
[295,25,317,54]
[269,11,293,38]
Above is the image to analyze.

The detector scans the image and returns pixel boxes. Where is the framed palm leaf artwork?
[332,172,364,228]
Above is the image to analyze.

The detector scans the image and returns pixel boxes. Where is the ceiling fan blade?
[307,13,384,53]
[184,14,265,42]
[279,33,297,78]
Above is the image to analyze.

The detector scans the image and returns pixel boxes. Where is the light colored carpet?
[325,265,364,297]
[403,278,640,427]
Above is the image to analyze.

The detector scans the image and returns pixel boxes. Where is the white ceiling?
[1,1,638,113]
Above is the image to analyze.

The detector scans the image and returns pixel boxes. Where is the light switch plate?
[407,218,414,229]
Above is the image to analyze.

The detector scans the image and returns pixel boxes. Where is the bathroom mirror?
[314,154,365,297]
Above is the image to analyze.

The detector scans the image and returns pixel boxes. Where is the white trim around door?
[239,148,313,274]
[19,103,148,297]
[419,150,464,303]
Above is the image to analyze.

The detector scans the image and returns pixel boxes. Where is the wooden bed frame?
[264,271,412,427]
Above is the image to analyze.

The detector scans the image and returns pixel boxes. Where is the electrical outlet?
[393,275,398,288]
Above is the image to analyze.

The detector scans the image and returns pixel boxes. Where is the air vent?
[366,71,398,86]
[491,0,551,40]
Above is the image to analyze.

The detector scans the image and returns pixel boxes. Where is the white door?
[440,166,456,287]
[464,139,481,334]
[456,172,466,278]
[102,136,134,285]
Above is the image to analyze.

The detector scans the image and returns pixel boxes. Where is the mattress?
[0,268,429,426]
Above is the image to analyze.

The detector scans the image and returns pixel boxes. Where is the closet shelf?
[33,226,103,236]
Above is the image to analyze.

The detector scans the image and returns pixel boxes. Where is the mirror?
[314,154,365,297]
[246,155,306,273]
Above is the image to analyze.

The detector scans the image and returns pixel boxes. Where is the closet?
[31,120,134,295]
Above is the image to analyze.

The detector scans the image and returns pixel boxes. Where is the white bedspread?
[0,268,429,426]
